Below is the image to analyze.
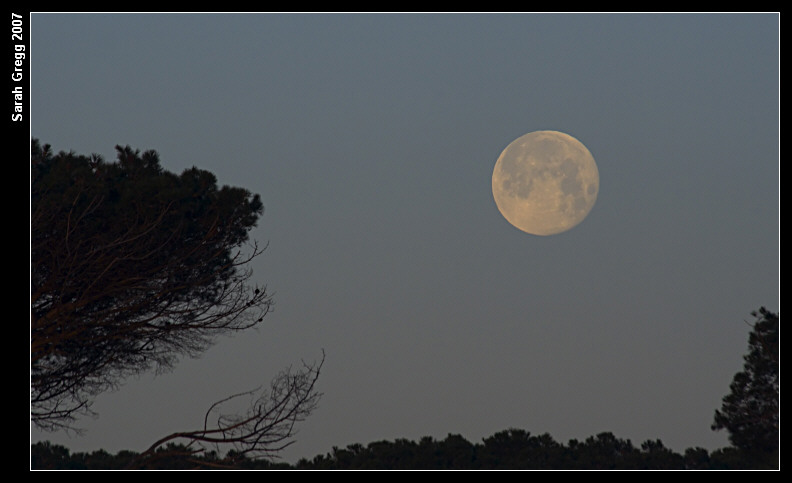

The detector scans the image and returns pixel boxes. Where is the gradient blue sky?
[30,13,779,463]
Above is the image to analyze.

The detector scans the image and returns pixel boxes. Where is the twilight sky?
[30,13,779,463]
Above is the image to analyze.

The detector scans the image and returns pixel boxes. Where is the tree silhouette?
[712,307,778,468]
[39,425,762,469]
[31,140,322,463]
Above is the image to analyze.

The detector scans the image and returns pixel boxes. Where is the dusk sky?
[30,13,779,463]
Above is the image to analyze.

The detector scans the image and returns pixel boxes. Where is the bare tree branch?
[126,351,324,469]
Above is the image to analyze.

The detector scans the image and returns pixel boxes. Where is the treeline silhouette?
[31,428,763,470]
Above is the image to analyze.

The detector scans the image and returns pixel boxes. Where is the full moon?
[492,131,599,236]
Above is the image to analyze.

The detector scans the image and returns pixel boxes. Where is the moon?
[492,131,599,236]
